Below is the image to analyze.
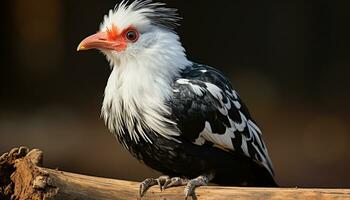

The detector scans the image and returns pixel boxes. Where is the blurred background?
[1,0,349,188]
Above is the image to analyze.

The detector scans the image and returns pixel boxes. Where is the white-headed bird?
[77,0,277,199]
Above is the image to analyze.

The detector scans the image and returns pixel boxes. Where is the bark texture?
[1,147,350,200]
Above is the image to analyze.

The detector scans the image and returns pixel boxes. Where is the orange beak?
[77,31,116,51]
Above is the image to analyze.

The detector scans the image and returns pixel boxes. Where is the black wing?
[169,63,274,175]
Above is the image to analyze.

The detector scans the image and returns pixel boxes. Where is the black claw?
[156,175,169,191]
[184,191,197,200]
[183,173,213,200]
[162,179,171,190]
[139,178,157,197]
[139,182,146,197]
[157,179,164,191]
[140,184,148,197]
[192,194,198,200]
[139,184,143,197]
[158,182,163,191]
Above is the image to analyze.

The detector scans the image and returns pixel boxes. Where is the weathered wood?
[1,147,350,200]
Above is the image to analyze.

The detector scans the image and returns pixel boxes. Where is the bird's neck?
[102,42,190,143]
[104,43,191,108]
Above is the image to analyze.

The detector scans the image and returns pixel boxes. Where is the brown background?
[1,0,350,187]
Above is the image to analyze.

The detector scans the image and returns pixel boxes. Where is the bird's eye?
[125,30,139,42]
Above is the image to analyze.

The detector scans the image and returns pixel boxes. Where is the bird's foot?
[139,175,169,197]
[139,175,189,197]
[184,173,214,200]
[139,173,214,199]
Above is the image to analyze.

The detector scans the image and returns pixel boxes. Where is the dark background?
[1,0,350,187]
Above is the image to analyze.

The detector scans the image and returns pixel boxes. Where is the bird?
[77,0,277,199]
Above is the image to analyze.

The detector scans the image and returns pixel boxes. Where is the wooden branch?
[1,147,350,200]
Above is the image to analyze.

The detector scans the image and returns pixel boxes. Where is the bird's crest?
[103,0,181,31]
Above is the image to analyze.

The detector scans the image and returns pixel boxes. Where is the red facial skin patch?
[106,24,139,52]
[107,24,119,41]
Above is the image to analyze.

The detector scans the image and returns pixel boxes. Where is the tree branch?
[1,147,350,200]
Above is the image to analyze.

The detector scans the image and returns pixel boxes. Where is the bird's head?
[77,0,187,68]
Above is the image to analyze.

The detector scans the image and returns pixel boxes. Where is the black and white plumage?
[170,64,274,176]
[78,0,277,198]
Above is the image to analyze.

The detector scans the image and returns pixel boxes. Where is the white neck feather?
[101,30,191,143]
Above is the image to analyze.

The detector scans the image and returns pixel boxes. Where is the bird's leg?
[139,175,170,197]
[184,173,215,200]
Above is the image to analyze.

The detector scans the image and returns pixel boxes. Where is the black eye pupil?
[126,31,137,41]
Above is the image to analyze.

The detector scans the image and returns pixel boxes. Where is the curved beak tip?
[77,44,86,52]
